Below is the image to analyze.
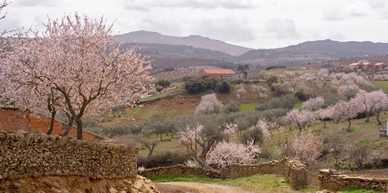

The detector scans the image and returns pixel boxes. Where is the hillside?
[121,43,235,62]
[117,31,251,56]
[118,32,388,69]
[235,40,388,68]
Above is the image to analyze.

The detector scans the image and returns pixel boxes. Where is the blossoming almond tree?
[207,141,261,167]
[194,93,223,115]
[283,109,317,132]
[291,132,323,165]
[1,13,152,140]
[369,90,388,125]
[302,96,325,111]
[177,123,238,167]
[333,100,361,132]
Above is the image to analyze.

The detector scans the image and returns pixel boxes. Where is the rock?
[109,187,118,193]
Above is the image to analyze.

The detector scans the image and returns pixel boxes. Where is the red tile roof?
[201,69,236,75]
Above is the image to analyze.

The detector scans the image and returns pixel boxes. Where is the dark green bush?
[216,80,231,93]
[137,151,193,168]
[240,126,264,145]
[155,79,171,88]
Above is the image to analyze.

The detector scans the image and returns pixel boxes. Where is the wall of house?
[319,169,388,192]
[0,107,104,141]
[246,69,261,79]
[230,159,307,188]
[0,130,137,182]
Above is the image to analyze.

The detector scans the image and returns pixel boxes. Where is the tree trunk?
[200,153,208,167]
[46,111,57,135]
[297,124,302,132]
[376,110,382,125]
[61,116,74,137]
[365,111,370,122]
[323,120,326,128]
[75,118,83,140]
[347,119,352,132]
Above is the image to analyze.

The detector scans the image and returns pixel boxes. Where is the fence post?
[221,167,231,180]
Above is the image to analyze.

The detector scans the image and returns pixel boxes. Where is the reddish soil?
[150,97,201,110]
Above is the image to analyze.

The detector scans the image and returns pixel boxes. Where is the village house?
[197,69,237,80]
[347,56,388,70]
[349,61,387,70]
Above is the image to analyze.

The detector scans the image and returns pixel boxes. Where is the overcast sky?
[1,0,388,49]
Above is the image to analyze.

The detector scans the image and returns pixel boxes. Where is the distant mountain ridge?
[117,31,388,69]
[116,31,251,56]
[235,39,388,67]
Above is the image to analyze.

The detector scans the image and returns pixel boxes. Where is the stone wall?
[319,169,388,192]
[0,106,104,141]
[138,159,307,189]
[138,164,221,179]
[0,130,137,182]
[230,159,308,188]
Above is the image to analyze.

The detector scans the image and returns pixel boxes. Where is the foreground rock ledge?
[0,175,160,193]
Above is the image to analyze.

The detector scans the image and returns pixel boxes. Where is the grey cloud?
[328,32,346,41]
[367,0,387,9]
[17,0,56,7]
[138,17,183,36]
[346,1,368,17]
[322,9,344,21]
[193,16,255,42]
[265,18,299,39]
[123,5,149,12]
[123,0,254,11]
[322,1,369,21]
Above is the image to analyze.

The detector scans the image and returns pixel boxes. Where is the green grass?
[240,103,260,112]
[294,102,302,108]
[151,174,318,193]
[337,187,383,193]
[372,81,388,92]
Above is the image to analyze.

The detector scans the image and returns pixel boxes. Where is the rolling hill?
[117,31,388,69]
[117,31,251,56]
[235,39,388,68]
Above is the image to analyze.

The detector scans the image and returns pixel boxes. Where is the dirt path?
[156,182,257,193]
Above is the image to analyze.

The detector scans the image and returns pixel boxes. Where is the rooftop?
[201,69,236,75]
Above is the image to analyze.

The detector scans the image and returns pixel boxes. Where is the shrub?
[255,104,268,111]
[155,79,171,88]
[224,101,240,114]
[240,126,264,145]
[137,151,192,168]
[216,80,231,94]
[184,78,206,94]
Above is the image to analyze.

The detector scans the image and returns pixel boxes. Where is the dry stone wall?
[138,159,307,189]
[0,130,137,182]
[138,164,221,179]
[319,169,388,191]
[230,159,308,188]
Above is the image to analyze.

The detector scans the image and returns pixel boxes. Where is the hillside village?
[3,7,388,193]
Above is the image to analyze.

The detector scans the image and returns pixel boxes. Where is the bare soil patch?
[156,182,256,193]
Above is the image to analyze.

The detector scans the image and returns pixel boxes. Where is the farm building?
[244,69,261,79]
[348,58,388,70]
[198,69,237,80]
[349,61,388,70]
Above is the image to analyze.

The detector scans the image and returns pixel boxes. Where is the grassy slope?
[152,174,318,193]
[372,81,388,92]
[152,174,382,192]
